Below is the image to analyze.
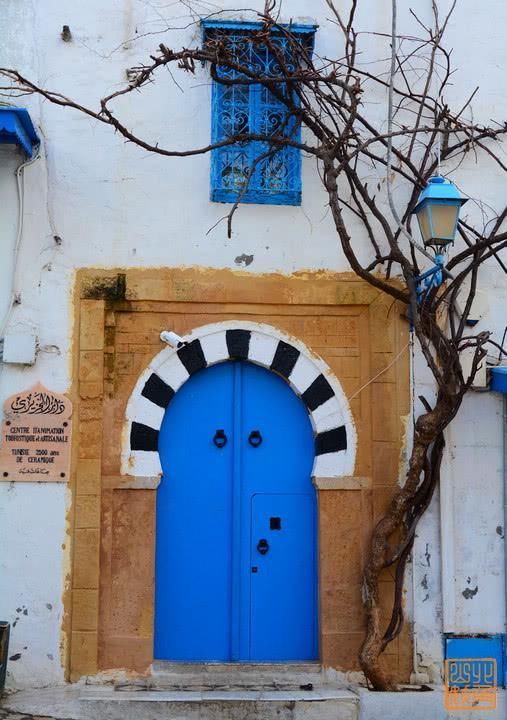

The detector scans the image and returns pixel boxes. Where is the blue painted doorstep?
[155,361,318,662]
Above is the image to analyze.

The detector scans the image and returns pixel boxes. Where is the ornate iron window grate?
[203,21,316,206]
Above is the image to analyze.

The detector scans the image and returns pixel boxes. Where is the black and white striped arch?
[124,322,356,481]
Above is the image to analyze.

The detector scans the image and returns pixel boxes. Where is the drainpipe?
[504,395,507,637]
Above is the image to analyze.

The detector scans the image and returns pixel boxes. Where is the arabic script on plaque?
[0,384,72,482]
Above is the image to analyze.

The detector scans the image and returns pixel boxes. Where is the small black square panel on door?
[270,517,281,530]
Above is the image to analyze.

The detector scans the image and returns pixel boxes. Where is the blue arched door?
[155,361,317,662]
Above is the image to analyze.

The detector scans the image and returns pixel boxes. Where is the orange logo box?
[444,658,497,712]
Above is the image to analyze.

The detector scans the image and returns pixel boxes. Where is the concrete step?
[1,686,359,720]
[4,685,507,720]
[146,661,325,690]
[82,687,359,720]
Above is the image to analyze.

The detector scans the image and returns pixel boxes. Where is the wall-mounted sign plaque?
[0,384,72,482]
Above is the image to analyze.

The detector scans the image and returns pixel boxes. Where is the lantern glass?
[429,203,459,243]
[416,204,432,244]
[416,201,460,247]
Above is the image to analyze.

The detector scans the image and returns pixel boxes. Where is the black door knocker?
[257,538,269,555]
[213,429,227,448]
[248,430,263,448]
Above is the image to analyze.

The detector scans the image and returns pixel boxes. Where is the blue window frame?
[202,21,316,206]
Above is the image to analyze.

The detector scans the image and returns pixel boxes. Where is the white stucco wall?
[0,0,505,689]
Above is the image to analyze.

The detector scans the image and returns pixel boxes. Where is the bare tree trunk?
[360,395,457,690]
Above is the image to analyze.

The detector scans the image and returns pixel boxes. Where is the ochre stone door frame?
[67,268,411,682]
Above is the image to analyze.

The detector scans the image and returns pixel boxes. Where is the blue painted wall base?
[444,635,506,688]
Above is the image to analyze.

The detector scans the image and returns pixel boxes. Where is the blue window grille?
[202,21,316,206]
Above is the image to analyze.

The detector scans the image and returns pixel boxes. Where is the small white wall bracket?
[160,330,184,348]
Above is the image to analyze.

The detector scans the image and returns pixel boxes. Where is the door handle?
[213,429,227,448]
[257,538,269,555]
[248,430,263,447]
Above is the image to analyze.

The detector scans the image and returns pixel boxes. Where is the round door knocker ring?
[248,430,263,448]
[213,429,227,448]
[257,538,269,555]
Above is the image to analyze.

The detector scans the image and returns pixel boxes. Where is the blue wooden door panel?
[155,362,235,661]
[249,493,317,661]
[155,360,317,662]
[240,362,315,495]
[238,362,316,660]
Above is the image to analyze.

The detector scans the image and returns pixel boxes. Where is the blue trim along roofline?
[0,108,40,157]
[491,366,507,393]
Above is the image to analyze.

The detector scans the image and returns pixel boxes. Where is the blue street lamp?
[410,176,468,316]
[413,175,468,249]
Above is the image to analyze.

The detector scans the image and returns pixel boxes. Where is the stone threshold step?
[145,661,326,689]
[81,687,357,702]
[80,688,359,720]
[152,662,322,673]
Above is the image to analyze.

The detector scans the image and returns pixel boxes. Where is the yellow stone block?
[79,382,103,400]
[73,528,100,589]
[75,495,100,529]
[70,631,98,680]
[79,300,105,351]
[371,383,398,442]
[371,352,396,383]
[78,419,103,459]
[79,351,104,383]
[76,459,101,495]
[369,297,396,353]
[72,589,99,632]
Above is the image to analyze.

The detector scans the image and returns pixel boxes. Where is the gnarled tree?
[2,0,506,691]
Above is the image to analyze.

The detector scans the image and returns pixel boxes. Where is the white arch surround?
[122,321,357,481]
